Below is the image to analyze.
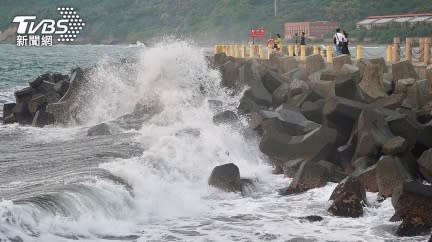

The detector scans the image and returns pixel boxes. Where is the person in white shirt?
[333,28,346,56]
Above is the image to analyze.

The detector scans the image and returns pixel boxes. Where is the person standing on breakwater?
[274,34,282,51]
[333,28,346,56]
[300,32,306,46]
[342,30,350,55]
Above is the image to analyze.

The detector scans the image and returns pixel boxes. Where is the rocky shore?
[210,52,432,237]
[3,51,432,238]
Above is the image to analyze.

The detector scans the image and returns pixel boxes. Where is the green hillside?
[1,0,431,44]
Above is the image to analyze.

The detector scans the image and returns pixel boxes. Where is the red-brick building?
[284,21,339,39]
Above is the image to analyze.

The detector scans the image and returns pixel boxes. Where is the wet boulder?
[382,136,407,155]
[376,156,412,198]
[418,148,432,183]
[32,110,55,127]
[27,94,48,114]
[392,181,432,236]
[260,122,337,164]
[305,54,325,75]
[208,163,252,193]
[332,55,352,72]
[238,89,271,114]
[3,103,16,121]
[213,110,239,125]
[357,164,379,192]
[87,123,111,136]
[14,87,35,103]
[282,159,304,178]
[328,176,366,218]
[280,161,330,195]
[12,102,32,124]
[259,107,320,135]
[54,80,70,97]
[392,60,419,82]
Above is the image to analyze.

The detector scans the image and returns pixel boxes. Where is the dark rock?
[14,87,35,103]
[54,80,70,97]
[300,215,323,222]
[328,176,366,218]
[239,59,272,104]
[208,163,242,192]
[32,110,55,127]
[373,94,404,109]
[282,159,304,178]
[356,164,379,192]
[272,82,290,107]
[259,107,320,135]
[396,219,431,237]
[220,58,241,90]
[47,67,89,124]
[260,124,337,164]
[52,72,69,83]
[418,149,432,183]
[280,161,330,195]
[27,94,48,114]
[334,72,370,103]
[261,70,285,93]
[213,110,239,125]
[323,96,367,121]
[392,181,432,236]
[3,113,16,124]
[12,102,32,124]
[2,103,16,120]
[35,80,56,94]
[283,67,308,82]
[300,99,325,124]
[392,60,419,82]
[376,156,412,198]
[87,123,111,136]
[305,54,325,75]
[238,89,270,114]
[317,160,346,183]
[332,55,352,72]
[29,73,51,88]
[382,136,407,155]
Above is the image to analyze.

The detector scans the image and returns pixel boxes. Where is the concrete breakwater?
[211,51,432,237]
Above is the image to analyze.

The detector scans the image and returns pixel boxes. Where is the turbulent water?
[0,42,428,242]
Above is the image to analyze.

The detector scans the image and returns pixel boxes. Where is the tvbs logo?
[12,7,85,47]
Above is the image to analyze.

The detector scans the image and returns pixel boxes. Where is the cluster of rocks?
[2,67,88,127]
[209,52,432,237]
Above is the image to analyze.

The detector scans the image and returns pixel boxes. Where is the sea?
[0,42,427,242]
